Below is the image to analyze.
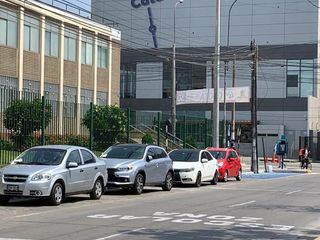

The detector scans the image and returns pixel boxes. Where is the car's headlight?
[31,173,52,181]
[180,168,195,172]
[117,166,133,171]
[218,162,224,168]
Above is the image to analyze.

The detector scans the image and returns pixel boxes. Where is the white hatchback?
[169,149,218,187]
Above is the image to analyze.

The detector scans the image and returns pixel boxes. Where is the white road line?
[285,190,302,195]
[95,228,146,240]
[0,238,31,240]
[229,200,256,208]
[14,212,43,218]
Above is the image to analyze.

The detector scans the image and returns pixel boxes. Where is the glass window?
[287,59,314,98]
[0,19,7,45]
[24,15,39,52]
[0,7,17,47]
[98,41,108,68]
[205,152,213,161]
[120,64,136,98]
[100,145,146,159]
[169,150,200,162]
[64,28,76,61]
[81,150,96,164]
[81,35,93,65]
[45,22,59,57]
[67,150,82,165]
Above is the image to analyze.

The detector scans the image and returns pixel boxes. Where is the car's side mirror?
[201,158,208,163]
[146,155,153,162]
[67,162,78,168]
[229,157,236,162]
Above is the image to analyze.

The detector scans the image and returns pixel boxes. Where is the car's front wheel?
[132,173,144,195]
[49,182,64,206]
[194,172,202,187]
[162,172,173,191]
[90,179,103,200]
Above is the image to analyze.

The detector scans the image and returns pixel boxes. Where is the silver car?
[100,144,173,194]
[0,145,107,205]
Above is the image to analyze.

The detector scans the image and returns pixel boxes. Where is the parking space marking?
[229,200,256,208]
[286,190,302,195]
[95,228,145,240]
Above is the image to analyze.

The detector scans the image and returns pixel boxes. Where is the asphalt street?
[0,168,319,240]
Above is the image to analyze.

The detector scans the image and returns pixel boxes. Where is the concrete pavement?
[0,171,320,239]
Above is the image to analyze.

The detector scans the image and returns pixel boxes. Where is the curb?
[272,169,311,174]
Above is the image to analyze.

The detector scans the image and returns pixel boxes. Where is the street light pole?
[213,0,221,147]
[227,0,239,142]
[172,0,183,138]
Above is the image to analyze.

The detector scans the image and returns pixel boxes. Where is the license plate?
[7,185,19,191]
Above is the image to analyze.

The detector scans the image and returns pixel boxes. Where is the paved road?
[0,171,320,240]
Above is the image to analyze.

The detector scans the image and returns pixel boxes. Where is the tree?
[142,133,154,144]
[82,104,127,150]
[3,98,52,149]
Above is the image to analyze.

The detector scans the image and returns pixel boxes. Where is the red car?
[206,147,242,182]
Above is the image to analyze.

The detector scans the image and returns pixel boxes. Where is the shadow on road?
[123,227,320,240]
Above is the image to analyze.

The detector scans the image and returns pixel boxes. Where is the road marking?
[286,190,302,195]
[0,238,31,240]
[229,200,256,208]
[14,212,43,218]
[95,228,145,240]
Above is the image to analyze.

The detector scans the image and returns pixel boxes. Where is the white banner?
[176,87,251,105]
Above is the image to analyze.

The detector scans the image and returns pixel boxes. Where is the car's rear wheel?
[236,169,242,181]
[162,172,173,191]
[0,195,10,205]
[49,182,64,206]
[223,171,228,182]
[90,179,103,200]
[132,173,144,195]
[211,171,219,185]
[194,172,201,187]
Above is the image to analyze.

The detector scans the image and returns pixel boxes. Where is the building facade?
[92,0,320,157]
[0,0,121,134]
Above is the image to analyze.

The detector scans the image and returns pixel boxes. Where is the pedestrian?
[302,146,309,169]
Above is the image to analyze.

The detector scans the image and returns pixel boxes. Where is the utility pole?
[250,40,258,174]
[223,62,227,147]
[231,54,236,141]
[213,0,221,147]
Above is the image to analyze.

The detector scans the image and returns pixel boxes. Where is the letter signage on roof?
[131,0,164,9]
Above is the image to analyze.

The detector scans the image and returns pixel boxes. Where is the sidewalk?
[240,156,312,174]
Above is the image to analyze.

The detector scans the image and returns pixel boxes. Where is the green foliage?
[82,104,127,150]
[186,135,197,148]
[0,139,14,151]
[142,133,154,144]
[3,98,52,150]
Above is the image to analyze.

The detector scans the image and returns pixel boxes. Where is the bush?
[186,135,197,148]
[142,133,154,144]
[3,98,52,150]
[0,139,14,151]
[82,105,127,150]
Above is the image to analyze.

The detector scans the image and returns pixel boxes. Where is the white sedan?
[169,149,218,187]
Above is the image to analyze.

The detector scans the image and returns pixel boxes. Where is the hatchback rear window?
[101,146,146,159]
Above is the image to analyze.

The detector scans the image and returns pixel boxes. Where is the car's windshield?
[101,146,146,159]
[208,151,226,159]
[14,148,67,165]
[169,150,199,162]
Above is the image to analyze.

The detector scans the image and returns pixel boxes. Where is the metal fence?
[0,89,220,165]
